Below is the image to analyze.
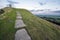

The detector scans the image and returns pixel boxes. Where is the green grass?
[17,9,60,40]
[0,8,16,40]
[0,8,60,40]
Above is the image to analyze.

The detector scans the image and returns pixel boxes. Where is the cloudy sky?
[0,0,60,10]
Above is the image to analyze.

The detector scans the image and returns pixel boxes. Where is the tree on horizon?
[7,0,19,8]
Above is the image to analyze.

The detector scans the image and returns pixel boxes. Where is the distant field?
[36,15,60,25]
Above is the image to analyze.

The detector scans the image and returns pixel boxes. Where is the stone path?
[15,11,31,40]
[15,12,26,28]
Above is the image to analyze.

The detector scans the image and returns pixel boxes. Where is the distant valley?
[30,9,60,15]
[30,10,60,25]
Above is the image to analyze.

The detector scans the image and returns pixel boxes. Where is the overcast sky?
[0,0,60,10]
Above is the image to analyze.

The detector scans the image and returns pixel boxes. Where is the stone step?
[16,12,21,16]
[17,14,21,16]
[15,20,26,28]
[16,16,22,19]
[15,29,31,40]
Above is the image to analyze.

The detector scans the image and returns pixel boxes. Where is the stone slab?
[17,14,21,16]
[16,16,22,19]
[15,29,31,40]
[16,12,21,16]
[15,20,26,28]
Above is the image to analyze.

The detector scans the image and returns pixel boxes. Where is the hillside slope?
[0,8,60,40]
[17,9,60,40]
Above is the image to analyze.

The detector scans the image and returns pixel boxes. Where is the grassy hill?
[0,8,60,40]
[17,9,60,40]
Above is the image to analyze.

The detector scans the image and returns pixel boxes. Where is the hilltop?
[0,8,60,40]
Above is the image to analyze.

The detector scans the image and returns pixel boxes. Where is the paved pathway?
[15,11,31,40]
